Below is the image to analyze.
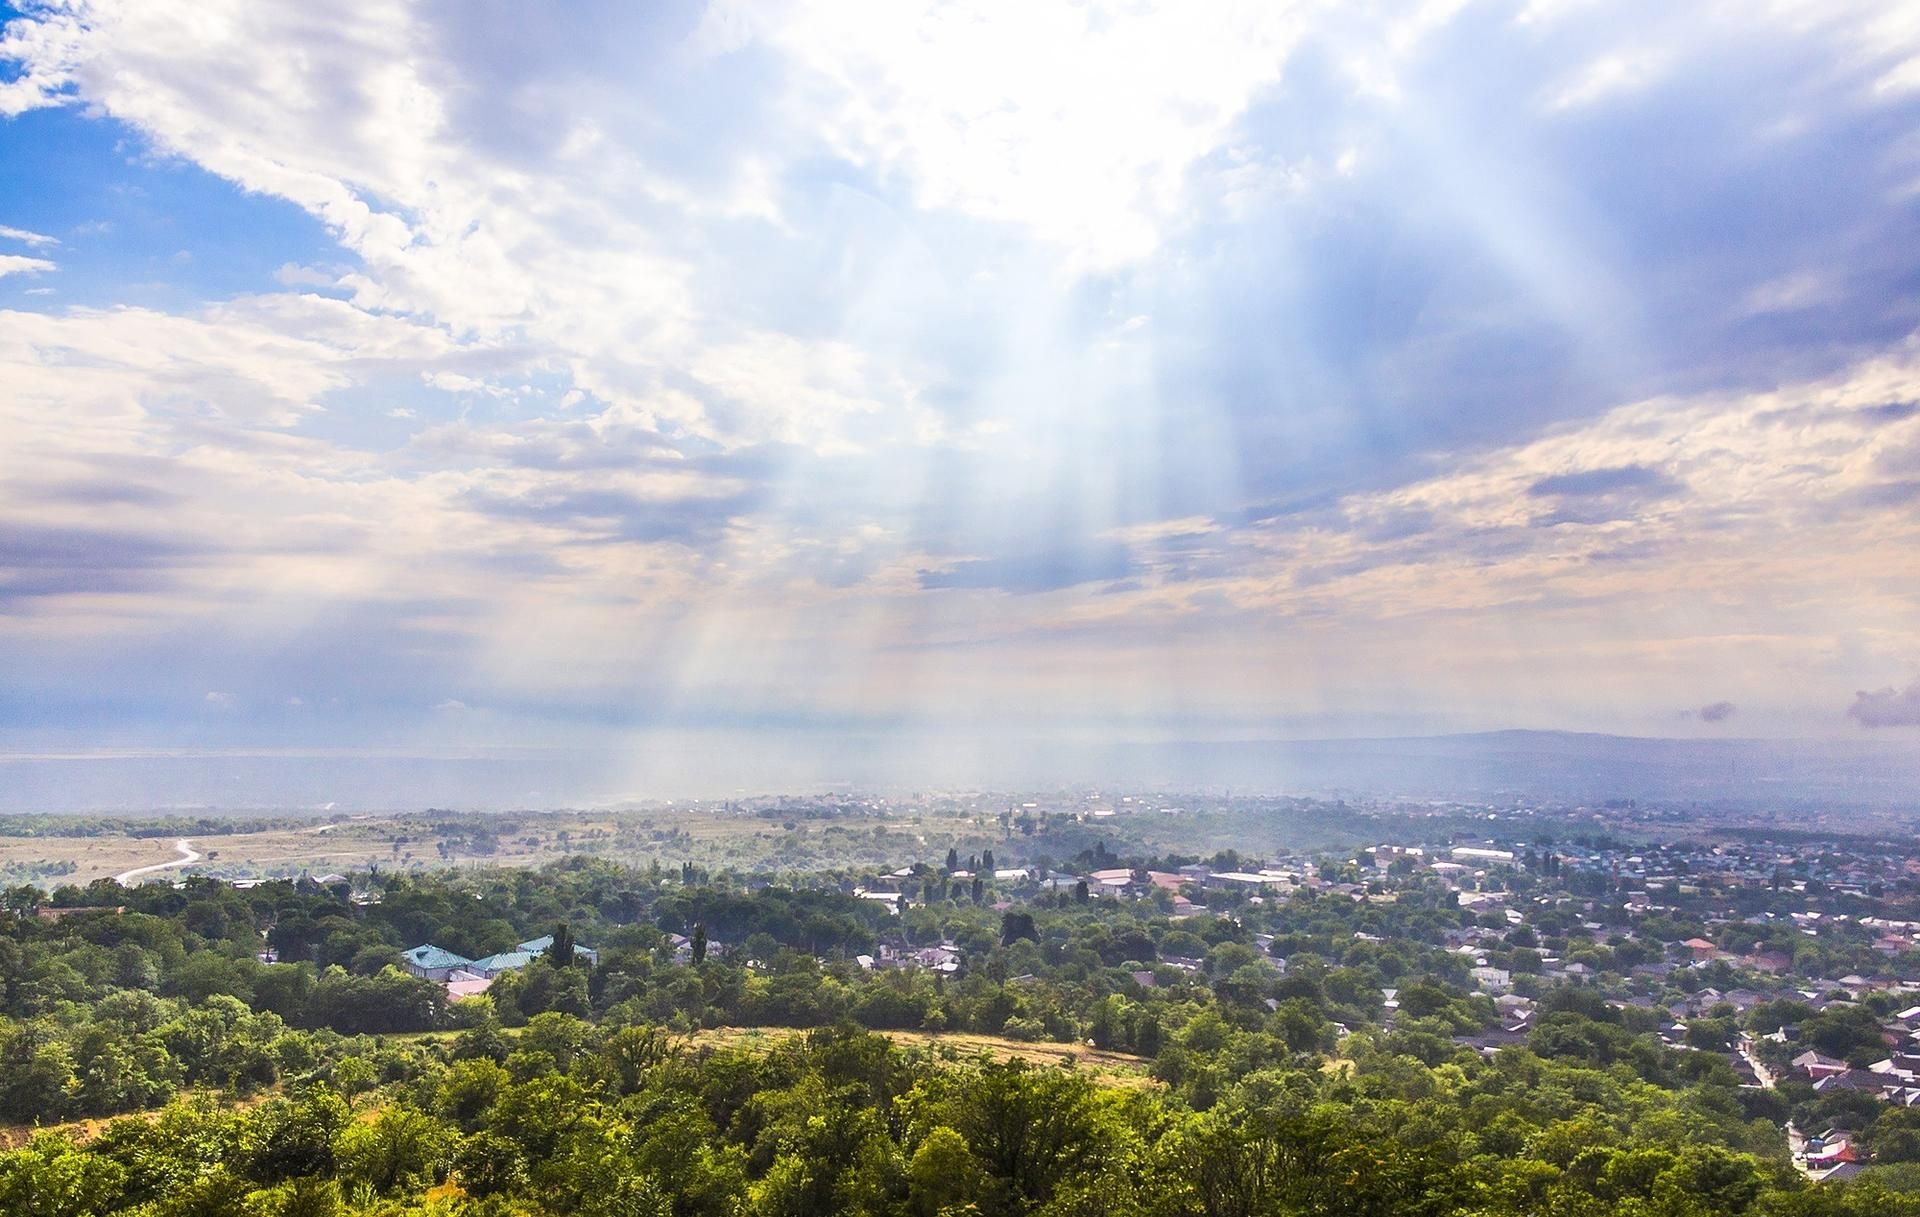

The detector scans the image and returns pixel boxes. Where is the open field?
[0,792,1383,890]
[0,820,449,886]
[387,1023,1155,1087]
[692,1026,1157,1086]
[0,802,1093,887]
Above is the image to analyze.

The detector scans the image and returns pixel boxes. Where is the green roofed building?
[470,935,599,977]
[399,943,474,981]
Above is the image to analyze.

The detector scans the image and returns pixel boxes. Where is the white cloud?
[273,262,344,289]
[0,224,58,247]
[0,4,86,116]
[0,298,455,426]
[1548,51,1664,111]
[1742,271,1837,315]
[1877,54,1920,96]
[0,254,56,279]
[716,1,1311,268]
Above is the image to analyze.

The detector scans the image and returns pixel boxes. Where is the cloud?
[467,482,758,548]
[1855,401,1917,426]
[273,262,339,288]
[1528,465,1683,499]
[0,254,56,279]
[1847,480,1920,510]
[919,545,1138,594]
[31,477,180,508]
[1525,464,1686,527]
[1548,51,1665,112]
[2,1,1920,747]
[726,2,1308,268]
[1742,271,1837,317]
[0,225,57,247]
[0,522,221,607]
[1848,683,1920,728]
[1698,700,1735,723]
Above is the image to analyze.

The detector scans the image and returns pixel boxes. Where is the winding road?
[113,838,201,885]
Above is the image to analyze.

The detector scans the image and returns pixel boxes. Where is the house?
[1791,1050,1850,1081]
[1470,965,1513,993]
[445,972,494,1000]
[1681,937,1719,964]
[468,935,598,978]
[516,934,599,967]
[1806,1133,1857,1170]
[1451,846,1516,865]
[35,905,125,921]
[907,945,961,973]
[400,943,474,981]
[1206,872,1284,891]
[1812,1070,1885,1094]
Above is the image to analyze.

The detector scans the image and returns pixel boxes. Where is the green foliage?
[3,853,1918,1216]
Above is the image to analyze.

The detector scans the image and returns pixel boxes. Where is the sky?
[3,0,1920,798]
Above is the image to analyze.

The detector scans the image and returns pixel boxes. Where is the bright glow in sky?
[4,0,1920,785]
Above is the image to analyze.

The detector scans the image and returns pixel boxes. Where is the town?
[276,791,1920,1184]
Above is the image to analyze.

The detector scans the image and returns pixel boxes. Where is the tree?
[983,848,996,872]
[1074,880,1090,905]
[907,1126,985,1216]
[337,1107,455,1195]
[603,1024,676,1094]
[331,1056,377,1110]
[454,1131,528,1199]
[547,922,577,969]
[0,1134,127,1217]
[947,848,960,873]
[248,1089,349,1184]
[0,1022,76,1123]
[931,1063,1110,1214]
[1000,912,1038,947]
[691,922,708,965]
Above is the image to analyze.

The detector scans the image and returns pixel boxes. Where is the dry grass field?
[693,1026,1157,1087]
[0,801,1037,888]
[0,821,431,886]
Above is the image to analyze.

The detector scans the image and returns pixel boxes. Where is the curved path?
[113,838,201,885]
